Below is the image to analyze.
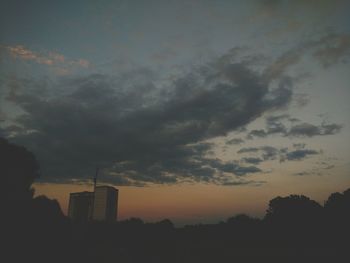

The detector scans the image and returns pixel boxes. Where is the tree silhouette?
[1,136,349,262]
[31,195,66,222]
[265,194,323,226]
[0,138,69,263]
[226,214,257,225]
[1,138,40,213]
[324,188,350,224]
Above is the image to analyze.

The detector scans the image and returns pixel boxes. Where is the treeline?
[1,137,349,262]
[76,189,349,262]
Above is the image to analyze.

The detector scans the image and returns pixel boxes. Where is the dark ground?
[1,137,349,263]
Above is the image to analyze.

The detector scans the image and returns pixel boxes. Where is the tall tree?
[0,138,40,210]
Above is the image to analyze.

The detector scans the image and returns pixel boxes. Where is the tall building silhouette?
[92,186,118,222]
[68,186,118,222]
[68,191,94,223]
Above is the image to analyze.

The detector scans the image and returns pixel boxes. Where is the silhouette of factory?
[68,168,118,223]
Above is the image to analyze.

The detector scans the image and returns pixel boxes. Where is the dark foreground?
[1,138,349,262]
[3,188,350,263]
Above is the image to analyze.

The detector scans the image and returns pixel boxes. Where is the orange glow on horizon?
[33,178,348,225]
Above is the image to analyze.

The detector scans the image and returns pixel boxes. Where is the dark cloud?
[288,123,321,137]
[289,117,300,123]
[246,129,267,139]
[292,160,336,176]
[294,93,310,107]
[265,114,288,134]
[242,157,264,165]
[202,158,262,177]
[288,122,343,137]
[1,52,294,186]
[237,146,281,161]
[293,169,323,176]
[221,180,266,186]
[323,164,335,170]
[238,145,320,163]
[286,149,319,161]
[226,138,244,145]
[260,32,350,85]
[245,115,342,139]
[293,143,306,149]
[321,123,343,135]
[293,171,313,176]
[237,147,260,154]
[261,146,284,160]
[313,34,350,67]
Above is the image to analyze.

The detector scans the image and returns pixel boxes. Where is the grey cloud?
[237,146,280,161]
[323,164,335,170]
[260,146,283,160]
[294,93,310,107]
[313,34,350,67]
[226,138,244,145]
[262,33,350,82]
[265,114,290,125]
[238,145,319,163]
[263,50,303,81]
[265,114,290,123]
[293,170,322,176]
[242,157,263,165]
[288,123,321,137]
[237,147,260,154]
[316,161,336,171]
[204,159,261,177]
[221,180,266,186]
[245,117,286,140]
[2,50,295,186]
[321,123,343,135]
[223,164,261,176]
[286,149,319,161]
[288,122,343,137]
[265,114,288,134]
[293,171,312,176]
[246,129,267,139]
[289,117,300,123]
[292,160,336,176]
[293,143,306,149]
[245,115,342,140]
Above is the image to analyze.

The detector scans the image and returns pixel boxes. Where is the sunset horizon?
[2,0,350,229]
[2,1,350,262]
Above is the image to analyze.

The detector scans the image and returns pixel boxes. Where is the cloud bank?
[1,51,295,186]
[245,114,342,140]
[2,30,347,186]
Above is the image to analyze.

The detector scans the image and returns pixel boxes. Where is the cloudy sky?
[1,0,350,225]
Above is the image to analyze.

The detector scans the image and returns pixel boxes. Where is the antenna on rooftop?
[93,166,99,191]
[90,166,99,221]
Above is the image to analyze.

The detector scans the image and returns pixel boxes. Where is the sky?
[1,0,350,225]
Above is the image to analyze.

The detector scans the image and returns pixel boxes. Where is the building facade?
[92,186,118,222]
[68,186,118,222]
[68,191,94,223]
